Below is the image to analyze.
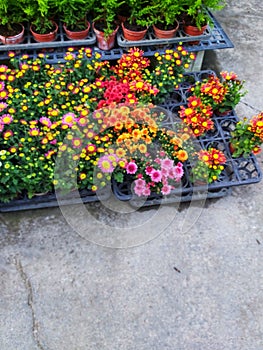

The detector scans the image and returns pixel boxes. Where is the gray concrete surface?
[1,0,263,349]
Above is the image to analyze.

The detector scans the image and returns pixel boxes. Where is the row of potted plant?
[0,46,262,203]
[0,0,226,48]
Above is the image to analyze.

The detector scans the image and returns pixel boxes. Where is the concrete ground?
[1,0,263,349]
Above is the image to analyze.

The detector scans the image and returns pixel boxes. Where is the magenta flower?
[145,165,153,175]
[150,169,162,182]
[126,161,138,174]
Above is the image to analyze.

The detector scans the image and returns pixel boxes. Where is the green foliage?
[0,0,26,27]
[184,0,226,29]
[21,0,56,33]
[149,0,184,28]
[127,0,157,27]
[55,0,94,30]
[93,0,124,38]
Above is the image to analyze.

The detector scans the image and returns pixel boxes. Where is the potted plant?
[56,0,94,40]
[23,0,58,42]
[150,0,183,39]
[229,112,263,158]
[191,147,227,184]
[121,0,155,41]
[191,71,247,115]
[92,0,123,50]
[182,0,226,37]
[0,0,25,45]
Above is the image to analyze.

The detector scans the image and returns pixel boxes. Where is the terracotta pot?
[153,21,179,39]
[121,22,147,41]
[183,23,207,44]
[63,21,90,40]
[0,23,25,45]
[30,21,58,42]
[93,22,119,50]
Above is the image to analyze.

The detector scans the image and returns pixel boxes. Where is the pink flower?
[0,114,12,125]
[161,158,174,169]
[98,155,115,173]
[134,178,146,188]
[0,101,7,111]
[40,116,52,128]
[0,123,4,132]
[0,81,5,91]
[170,165,184,180]
[143,187,151,196]
[134,186,144,197]
[62,112,76,127]
[126,161,138,174]
[161,184,172,196]
[150,169,162,182]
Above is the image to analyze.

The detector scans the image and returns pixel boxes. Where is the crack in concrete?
[241,101,262,113]
[13,256,46,350]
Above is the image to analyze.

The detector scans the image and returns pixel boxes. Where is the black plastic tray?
[111,112,262,207]
[0,187,111,213]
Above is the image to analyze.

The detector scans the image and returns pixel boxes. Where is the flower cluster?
[192,148,227,183]
[178,96,214,136]
[144,47,196,104]
[84,105,190,196]
[230,112,263,157]
[0,46,196,202]
[191,71,247,114]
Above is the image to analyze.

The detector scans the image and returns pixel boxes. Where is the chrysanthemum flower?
[39,117,52,128]
[62,112,76,127]
[98,155,115,173]
[161,184,172,195]
[126,161,138,174]
[29,128,40,137]
[0,101,7,111]
[150,169,162,182]
[0,114,12,125]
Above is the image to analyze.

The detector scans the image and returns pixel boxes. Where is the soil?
[0,23,23,37]
[154,22,177,31]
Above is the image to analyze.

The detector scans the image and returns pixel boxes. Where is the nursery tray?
[0,21,96,52]
[0,187,111,213]
[0,12,233,63]
[117,24,213,48]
